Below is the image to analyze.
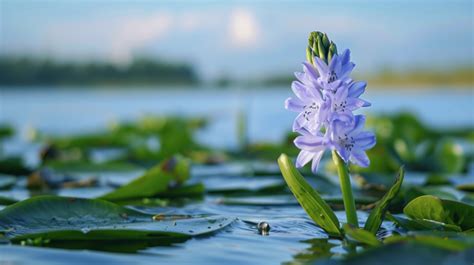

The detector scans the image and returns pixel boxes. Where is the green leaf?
[384,234,473,251]
[343,224,381,246]
[277,154,341,236]
[98,156,190,202]
[403,195,474,231]
[389,214,462,232]
[433,138,464,173]
[364,166,404,234]
[0,196,234,243]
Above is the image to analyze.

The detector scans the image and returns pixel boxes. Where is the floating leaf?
[99,156,190,202]
[364,166,404,234]
[0,196,234,243]
[403,195,474,231]
[277,154,341,236]
[389,214,462,232]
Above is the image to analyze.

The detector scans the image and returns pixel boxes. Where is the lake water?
[1,86,473,150]
[0,86,473,264]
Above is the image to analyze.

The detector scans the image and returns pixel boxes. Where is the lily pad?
[0,196,234,243]
[403,195,474,231]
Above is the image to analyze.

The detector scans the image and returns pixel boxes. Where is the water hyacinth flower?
[285,32,375,173]
[280,31,397,232]
[285,63,329,133]
[314,49,354,92]
[293,128,329,173]
[331,115,376,167]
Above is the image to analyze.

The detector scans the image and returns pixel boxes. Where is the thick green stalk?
[332,151,358,227]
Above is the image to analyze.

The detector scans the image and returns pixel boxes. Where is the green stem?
[332,150,358,227]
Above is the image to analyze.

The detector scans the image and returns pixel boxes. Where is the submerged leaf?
[403,195,474,231]
[0,196,234,243]
[364,166,404,234]
[278,154,341,236]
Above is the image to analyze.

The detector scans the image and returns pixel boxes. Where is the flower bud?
[322,33,330,50]
[328,42,338,63]
[306,46,314,65]
[317,35,327,63]
[307,31,339,65]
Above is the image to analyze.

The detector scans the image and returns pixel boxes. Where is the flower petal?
[328,54,339,71]
[348,81,366,98]
[302,62,319,80]
[296,150,314,168]
[311,150,325,173]
[291,81,310,101]
[340,49,351,66]
[335,144,350,163]
[350,115,366,134]
[346,98,370,110]
[285,97,304,112]
[294,71,306,83]
[354,131,376,149]
[294,134,326,151]
[334,83,349,101]
[313,57,329,77]
[339,62,355,80]
[292,112,307,132]
[331,119,348,139]
[350,149,370,167]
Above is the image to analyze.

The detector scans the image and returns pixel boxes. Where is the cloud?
[228,8,260,48]
[40,12,174,63]
[109,13,172,63]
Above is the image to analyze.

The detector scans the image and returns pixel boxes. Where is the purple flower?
[327,81,371,124]
[330,115,376,167]
[314,49,354,92]
[285,62,330,133]
[285,46,376,172]
[294,128,329,173]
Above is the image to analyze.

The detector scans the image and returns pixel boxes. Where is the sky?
[0,0,473,80]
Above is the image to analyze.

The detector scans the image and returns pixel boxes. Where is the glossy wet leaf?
[364,166,404,234]
[343,224,381,246]
[389,214,462,232]
[0,196,234,242]
[278,154,341,236]
[99,157,190,201]
[403,195,474,231]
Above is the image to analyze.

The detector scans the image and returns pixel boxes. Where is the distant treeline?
[0,57,199,86]
[261,67,474,88]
